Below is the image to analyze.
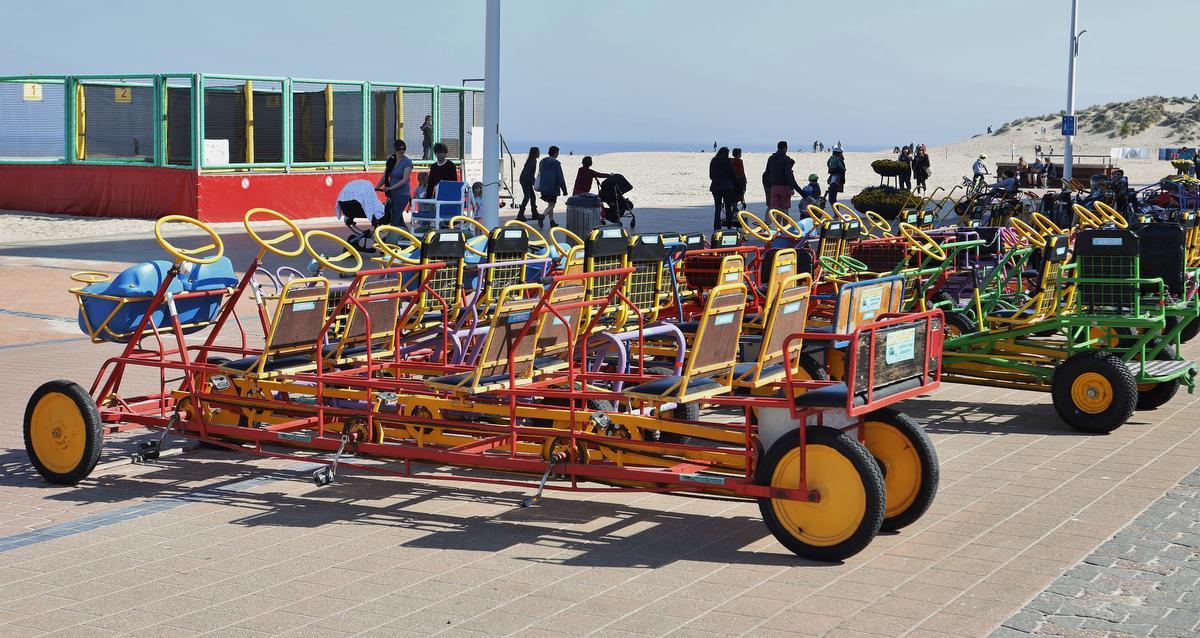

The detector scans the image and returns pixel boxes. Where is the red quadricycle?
[27,210,944,562]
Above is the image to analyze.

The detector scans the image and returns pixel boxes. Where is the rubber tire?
[1051,351,1137,434]
[1136,344,1181,411]
[862,408,939,531]
[1167,315,1200,344]
[24,380,104,485]
[644,367,697,443]
[756,426,885,562]
[943,311,977,338]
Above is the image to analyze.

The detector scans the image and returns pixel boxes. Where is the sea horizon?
[503,140,896,156]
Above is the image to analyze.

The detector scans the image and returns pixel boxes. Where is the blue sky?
[3,0,1196,149]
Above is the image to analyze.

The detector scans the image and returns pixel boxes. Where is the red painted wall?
[0,164,432,223]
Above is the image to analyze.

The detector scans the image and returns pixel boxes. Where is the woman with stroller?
[374,139,413,229]
[517,147,540,223]
[709,147,738,230]
[536,145,568,228]
[572,156,610,195]
[912,144,931,193]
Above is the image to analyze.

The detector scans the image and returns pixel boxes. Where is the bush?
[850,186,921,220]
[1171,159,1193,170]
[871,159,908,177]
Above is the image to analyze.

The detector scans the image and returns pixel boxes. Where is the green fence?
[0,74,484,171]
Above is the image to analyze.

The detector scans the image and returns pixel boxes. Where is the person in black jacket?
[912,144,931,193]
[517,146,540,222]
[709,147,738,230]
[424,143,458,200]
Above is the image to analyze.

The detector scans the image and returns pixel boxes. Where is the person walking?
[536,145,568,228]
[572,156,610,195]
[764,141,804,213]
[516,146,540,222]
[898,145,913,190]
[420,115,433,160]
[826,145,847,206]
[709,147,738,230]
[912,144,931,193]
[730,147,748,210]
[375,139,413,229]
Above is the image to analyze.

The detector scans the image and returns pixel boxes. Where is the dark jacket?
[519,156,537,186]
[537,156,567,196]
[709,155,738,193]
[912,154,931,179]
[826,153,847,191]
[764,151,802,192]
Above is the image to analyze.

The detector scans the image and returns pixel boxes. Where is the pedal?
[312,433,352,487]
[135,441,160,462]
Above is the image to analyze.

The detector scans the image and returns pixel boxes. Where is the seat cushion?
[733,361,786,382]
[221,353,314,373]
[624,374,723,400]
[676,320,700,334]
[792,382,853,407]
[988,308,1035,320]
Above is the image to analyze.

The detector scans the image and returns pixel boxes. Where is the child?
[800,174,823,208]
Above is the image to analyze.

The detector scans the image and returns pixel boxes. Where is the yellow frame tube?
[75,83,86,160]
[325,83,334,163]
[395,87,404,142]
[244,80,255,164]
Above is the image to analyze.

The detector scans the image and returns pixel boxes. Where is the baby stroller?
[335,179,388,253]
[598,174,636,228]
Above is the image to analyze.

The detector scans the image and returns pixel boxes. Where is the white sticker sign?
[885,328,916,364]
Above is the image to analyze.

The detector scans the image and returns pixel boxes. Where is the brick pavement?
[0,210,1198,636]
[992,468,1200,638]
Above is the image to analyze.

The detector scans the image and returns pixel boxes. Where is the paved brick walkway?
[0,209,1198,636]
[992,468,1200,638]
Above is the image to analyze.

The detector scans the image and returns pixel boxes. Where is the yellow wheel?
[344,417,385,445]
[303,230,363,274]
[769,208,807,239]
[70,271,112,285]
[899,222,948,261]
[862,408,938,531]
[832,202,861,223]
[1093,202,1128,228]
[738,210,775,242]
[24,380,104,485]
[1073,203,1103,229]
[863,211,894,238]
[1009,218,1046,248]
[373,225,422,265]
[1052,351,1136,433]
[244,208,305,257]
[549,225,584,257]
[1031,212,1063,236]
[154,214,224,265]
[756,426,884,561]
[806,204,834,224]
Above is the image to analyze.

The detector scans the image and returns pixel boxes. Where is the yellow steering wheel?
[769,208,807,239]
[373,225,422,265]
[244,208,305,257]
[806,204,835,224]
[549,225,583,257]
[504,219,551,258]
[70,271,112,285]
[450,215,489,257]
[864,211,894,238]
[899,222,948,261]
[1031,212,1063,236]
[832,202,861,223]
[738,210,775,242]
[1073,203,1103,229]
[303,230,363,274]
[154,214,224,265]
[1010,218,1047,248]
[1093,202,1129,229]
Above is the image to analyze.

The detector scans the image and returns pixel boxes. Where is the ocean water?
[504,140,888,156]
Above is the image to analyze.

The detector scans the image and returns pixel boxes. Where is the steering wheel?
[1073,203,1103,229]
[303,230,363,274]
[769,208,807,239]
[450,215,490,257]
[806,204,835,224]
[549,225,583,257]
[832,202,861,223]
[837,255,871,272]
[1093,202,1129,229]
[504,219,550,258]
[899,222,948,261]
[244,207,305,257]
[1030,212,1063,236]
[863,211,894,238]
[817,255,851,277]
[738,210,775,242]
[373,225,422,265]
[1009,218,1047,248]
[154,215,224,265]
[70,271,112,285]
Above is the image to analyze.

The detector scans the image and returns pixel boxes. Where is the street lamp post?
[481,0,501,227]
[1063,0,1084,184]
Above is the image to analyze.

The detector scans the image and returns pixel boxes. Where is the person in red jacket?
[572,156,610,195]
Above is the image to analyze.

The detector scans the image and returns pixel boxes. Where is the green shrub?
[871,159,908,177]
[850,186,921,220]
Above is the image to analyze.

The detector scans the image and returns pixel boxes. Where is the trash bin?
[565,193,604,239]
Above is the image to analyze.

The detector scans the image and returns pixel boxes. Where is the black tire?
[756,426,885,562]
[862,408,939,531]
[1167,315,1200,343]
[1136,344,1181,411]
[943,311,977,338]
[645,367,696,443]
[1051,351,1137,434]
[795,354,831,382]
[24,380,105,485]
